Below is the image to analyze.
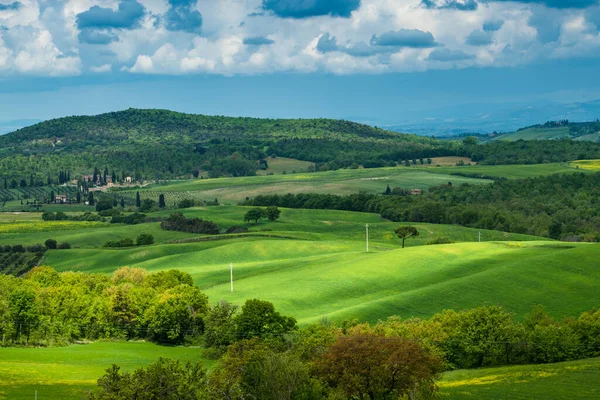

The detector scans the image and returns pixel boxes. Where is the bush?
[45,239,57,250]
[136,234,154,246]
[161,213,220,234]
[177,199,195,209]
[111,213,147,225]
[426,237,454,245]
[225,226,249,234]
[57,242,71,250]
[103,238,135,248]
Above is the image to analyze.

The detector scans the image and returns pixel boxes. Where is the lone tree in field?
[158,194,166,208]
[394,226,420,248]
[265,206,281,222]
[244,208,266,225]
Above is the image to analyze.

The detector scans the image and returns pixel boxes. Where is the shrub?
[177,199,195,209]
[161,213,220,234]
[427,237,454,245]
[57,242,71,250]
[225,226,249,234]
[136,234,154,246]
[45,239,57,250]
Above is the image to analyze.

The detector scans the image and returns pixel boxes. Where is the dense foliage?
[0,267,208,345]
[244,172,600,239]
[160,212,220,234]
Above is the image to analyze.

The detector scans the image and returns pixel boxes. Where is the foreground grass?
[440,357,600,399]
[0,342,213,400]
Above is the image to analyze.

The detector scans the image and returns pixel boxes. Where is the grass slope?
[421,163,583,179]
[138,167,490,204]
[494,127,571,141]
[0,342,214,400]
[440,357,600,399]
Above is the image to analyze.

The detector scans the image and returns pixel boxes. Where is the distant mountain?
[382,99,600,136]
[0,119,40,135]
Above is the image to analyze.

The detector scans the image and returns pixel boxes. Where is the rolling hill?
[492,120,600,142]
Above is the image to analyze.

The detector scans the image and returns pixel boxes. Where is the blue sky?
[1,0,599,124]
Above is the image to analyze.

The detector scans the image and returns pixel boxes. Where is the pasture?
[0,342,213,400]
[440,357,600,399]
[492,127,571,141]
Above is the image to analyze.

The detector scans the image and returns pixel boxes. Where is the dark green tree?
[394,226,420,248]
[265,206,281,222]
[88,191,95,206]
[158,194,166,208]
[234,299,296,340]
[135,191,141,208]
[244,208,266,225]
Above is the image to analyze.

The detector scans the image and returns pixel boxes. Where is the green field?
[440,357,600,399]
[137,167,491,204]
[0,342,214,400]
[493,127,571,141]
[422,163,583,179]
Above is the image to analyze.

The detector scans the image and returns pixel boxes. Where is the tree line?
[244,172,600,240]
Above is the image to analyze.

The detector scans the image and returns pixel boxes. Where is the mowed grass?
[0,342,213,400]
[439,357,600,399]
[140,167,491,203]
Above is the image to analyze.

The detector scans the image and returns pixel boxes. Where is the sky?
[1,0,600,125]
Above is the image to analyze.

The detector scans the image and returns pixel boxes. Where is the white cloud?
[0,0,597,76]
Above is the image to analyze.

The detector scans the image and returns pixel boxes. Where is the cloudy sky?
[1,0,599,124]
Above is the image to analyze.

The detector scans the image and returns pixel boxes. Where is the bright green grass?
[422,163,583,179]
[571,159,600,171]
[49,238,598,325]
[0,342,213,400]
[493,127,571,141]
[139,167,491,203]
[439,357,600,399]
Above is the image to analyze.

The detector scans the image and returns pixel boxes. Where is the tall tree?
[136,191,141,208]
[158,194,166,209]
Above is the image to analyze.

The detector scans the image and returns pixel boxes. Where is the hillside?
[0,109,455,184]
[493,120,600,142]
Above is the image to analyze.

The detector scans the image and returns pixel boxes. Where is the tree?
[96,197,114,212]
[139,199,156,212]
[244,208,266,225]
[204,300,239,350]
[49,190,55,203]
[384,185,391,195]
[158,194,166,209]
[136,234,154,246]
[394,226,420,248]
[88,191,95,206]
[88,359,208,400]
[265,206,281,222]
[45,239,58,250]
[317,334,442,400]
[234,299,297,340]
[120,198,125,208]
[135,191,141,208]
[76,191,81,204]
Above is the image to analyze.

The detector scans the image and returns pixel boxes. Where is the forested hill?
[492,120,600,142]
[0,109,458,182]
[0,108,417,147]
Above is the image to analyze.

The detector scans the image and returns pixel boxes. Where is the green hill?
[493,120,600,142]
[0,109,453,184]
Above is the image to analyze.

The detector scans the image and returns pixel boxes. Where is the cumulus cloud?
[76,0,145,30]
[370,29,437,48]
[90,63,112,72]
[421,0,478,11]
[465,29,493,45]
[164,0,202,33]
[261,0,361,19]
[243,36,275,45]
[428,47,475,61]
[78,29,118,45]
[0,2,20,11]
[483,19,504,32]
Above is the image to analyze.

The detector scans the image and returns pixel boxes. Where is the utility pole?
[230,262,234,293]
[478,231,481,242]
[365,223,369,253]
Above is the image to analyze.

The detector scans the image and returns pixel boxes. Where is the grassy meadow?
[0,342,214,400]
[492,127,571,141]
[440,357,600,399]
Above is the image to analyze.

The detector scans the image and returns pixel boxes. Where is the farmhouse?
[54,194,68,203]
[410,188,422,196]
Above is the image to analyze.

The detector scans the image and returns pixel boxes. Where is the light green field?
[256,156,314,175]
[493,127,571,141]
[422,163,583,179]
[571,159,600,171]
[0,342,214,400]
[440,357,600,399]
[139,167,491,204]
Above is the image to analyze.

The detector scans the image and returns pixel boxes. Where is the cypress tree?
[136,192,141,208]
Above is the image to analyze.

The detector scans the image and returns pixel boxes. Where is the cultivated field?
[493,127,571,141]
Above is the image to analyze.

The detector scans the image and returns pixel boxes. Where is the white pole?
[479,231,481,242]
[230,262,234,293]
[366,223,369,253]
